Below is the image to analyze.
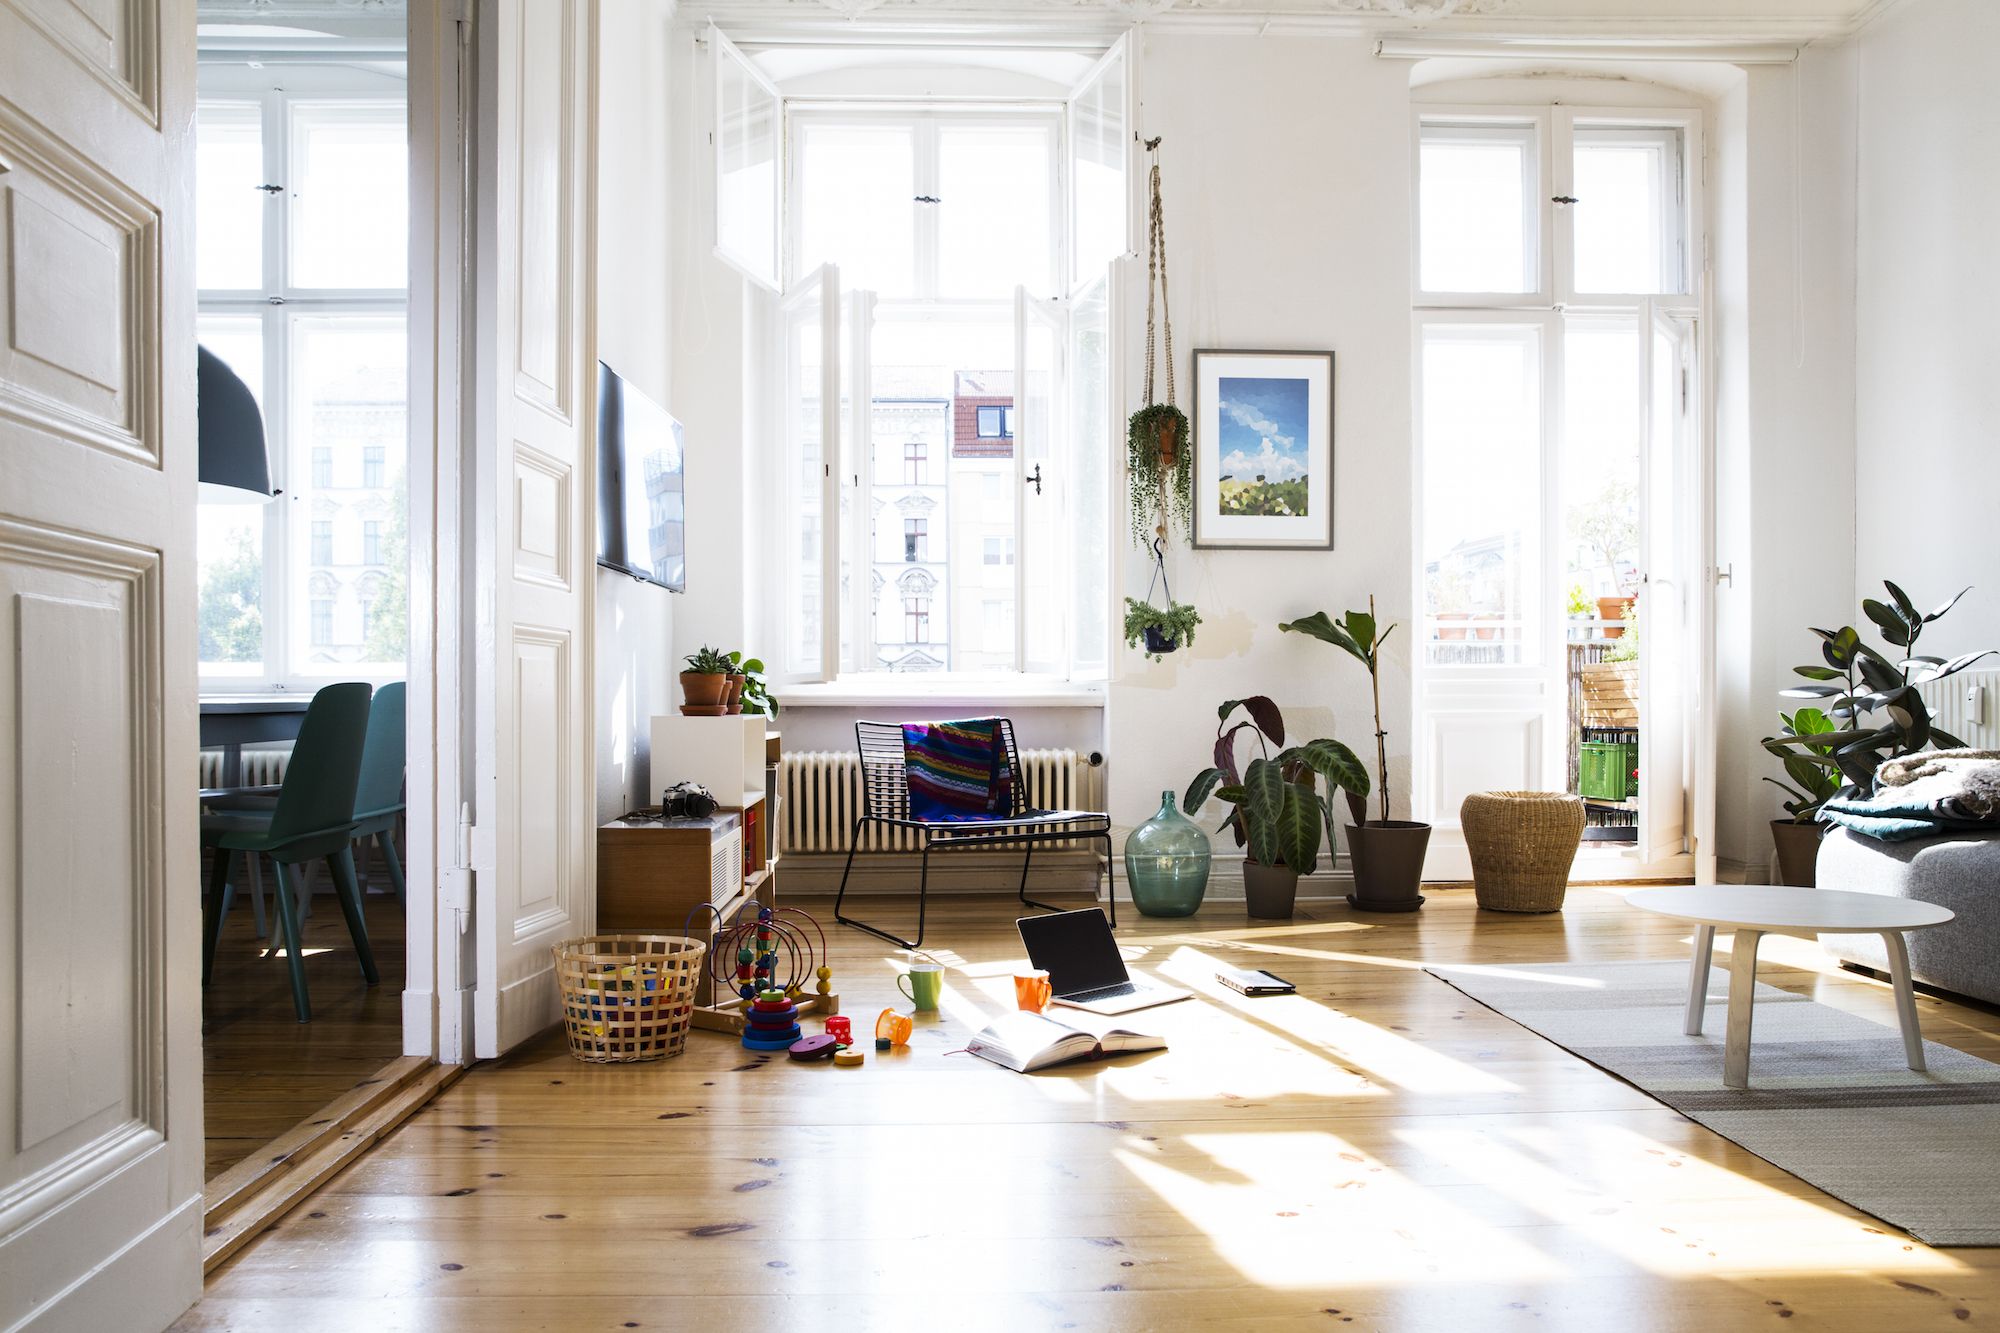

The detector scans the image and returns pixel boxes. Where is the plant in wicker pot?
[1185,697,1369,919]
[1279,598,1431,912]
[679,645,732,716]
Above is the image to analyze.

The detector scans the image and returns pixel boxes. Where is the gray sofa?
[1818,824,2000,1006]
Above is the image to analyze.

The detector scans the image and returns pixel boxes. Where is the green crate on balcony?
[1579,740,1637,801]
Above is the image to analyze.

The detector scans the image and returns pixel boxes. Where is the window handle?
[1551,195,1579,205]
[1024,464,1043,496]
[258,183,285,194]
[913,195,940,204]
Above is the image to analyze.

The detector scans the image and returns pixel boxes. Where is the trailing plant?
[1761,707,1839,823]
[1123,597,1201,662]
[1185,697,1369,874]
[1278,597,1401,826]
[682,644,732,675]
[1768,581,1998,799]
[1127,403,1192,547]
[727,650,778,716]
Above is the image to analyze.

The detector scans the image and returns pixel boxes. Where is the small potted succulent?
[1185,697,1369,919]
[679,645,732,716]
[1281,598,1431,912]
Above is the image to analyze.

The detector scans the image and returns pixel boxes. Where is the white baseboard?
[20,1192,202,1333]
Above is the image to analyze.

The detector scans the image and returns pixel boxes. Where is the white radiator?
[778,748,1102,854]
[198,744,293,788]
[1919,667,2000,750]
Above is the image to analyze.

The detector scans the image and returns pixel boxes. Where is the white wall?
[1854,0,2000,654]
[595,0,679,822]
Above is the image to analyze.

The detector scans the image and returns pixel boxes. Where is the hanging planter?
[1127,138,1193,548]
[1124,539,1200,662]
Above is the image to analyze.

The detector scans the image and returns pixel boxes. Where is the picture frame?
[1191,349,1335,550]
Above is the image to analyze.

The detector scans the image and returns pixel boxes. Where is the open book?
[966,1010,1166,1073]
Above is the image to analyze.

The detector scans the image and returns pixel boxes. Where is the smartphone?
[1217,966,1295,996]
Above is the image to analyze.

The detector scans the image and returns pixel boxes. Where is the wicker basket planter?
[553,934,704,1062]
[1460,791,1585,913]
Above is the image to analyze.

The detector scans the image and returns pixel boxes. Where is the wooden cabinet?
[596,811,746,935]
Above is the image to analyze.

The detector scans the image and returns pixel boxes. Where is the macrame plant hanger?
[1141,136,1177,601]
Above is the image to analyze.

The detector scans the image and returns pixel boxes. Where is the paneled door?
[0,0,204,1326]
[470,0,596,1058]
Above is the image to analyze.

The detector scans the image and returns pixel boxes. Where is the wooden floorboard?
[182,887,2000,1331]
[202,848,408,1179]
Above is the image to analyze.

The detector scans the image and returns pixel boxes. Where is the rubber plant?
[1768,581,1997,799]
[1184,696,1370,877]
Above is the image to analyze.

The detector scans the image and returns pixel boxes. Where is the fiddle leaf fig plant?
[1768,581,1998,799]
[1184,696,1369,875]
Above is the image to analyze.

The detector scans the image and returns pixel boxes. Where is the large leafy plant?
[1760,707,1839,823]
[1184,697,1369,874]
[1278,598,1398,825]
[1769,582,1996,799]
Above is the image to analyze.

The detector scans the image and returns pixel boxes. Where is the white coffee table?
[1626,885,1955,1088]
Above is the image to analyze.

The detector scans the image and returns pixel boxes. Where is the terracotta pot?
[724,674,746,714]
[1156,415,1178,469]
[1436,612,1469,642]
[679,671,728,716]
[1346,821,1431,912]
[1242,860,1299,920]
[1598,595,1636,638]
[1771,819,1826,887]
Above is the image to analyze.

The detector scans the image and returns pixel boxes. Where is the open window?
[713,28,781,290]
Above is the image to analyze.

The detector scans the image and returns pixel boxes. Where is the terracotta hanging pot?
[1156,415,1178,469]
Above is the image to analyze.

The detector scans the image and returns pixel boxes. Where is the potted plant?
[1125,597,1201,662]
[679,645,732,716]
[1760,707,1839,886]
[1280,598,1431,912]
[1184,697,1369,918]
[728,651,778,718]
[1598,591,1637,639]
[1566,583,1593,642]
[1127,404,1192,548]
[1766,579,1997,822]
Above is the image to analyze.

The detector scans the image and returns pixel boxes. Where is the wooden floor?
[183,887,2000,1330]
[202,849,407,1179]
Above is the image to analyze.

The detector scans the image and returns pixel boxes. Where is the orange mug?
[1014,969,1053,1014]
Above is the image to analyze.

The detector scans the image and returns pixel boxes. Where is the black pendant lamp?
[197,345,278,503]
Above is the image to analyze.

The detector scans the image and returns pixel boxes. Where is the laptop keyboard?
[1065,981,1140,1002]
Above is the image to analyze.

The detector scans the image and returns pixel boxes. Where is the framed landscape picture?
[1191,349,1335,550]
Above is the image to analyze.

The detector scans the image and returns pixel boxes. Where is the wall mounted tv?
[595,360,685,593]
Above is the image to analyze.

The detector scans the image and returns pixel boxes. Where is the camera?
[660,781,718,820]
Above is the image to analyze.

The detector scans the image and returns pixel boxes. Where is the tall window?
[196,73,409,688]
[903,517,927,563]
[904,439,927,485]
[904,597,930,644]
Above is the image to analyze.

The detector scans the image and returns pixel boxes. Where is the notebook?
[965,1010,1166,1074]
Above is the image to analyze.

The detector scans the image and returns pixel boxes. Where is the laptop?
[1017,909,1192,1016]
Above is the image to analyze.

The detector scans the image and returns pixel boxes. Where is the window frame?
[1413,105,1701,311]
[196,71,409,694]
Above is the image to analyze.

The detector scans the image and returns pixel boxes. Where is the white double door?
[1416,304,1709,880]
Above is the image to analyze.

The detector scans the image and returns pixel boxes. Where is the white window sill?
[779,677,1106,709]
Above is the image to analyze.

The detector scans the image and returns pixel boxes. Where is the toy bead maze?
[684,902,839,1046]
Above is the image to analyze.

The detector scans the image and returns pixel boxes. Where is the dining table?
[199,695,312,789]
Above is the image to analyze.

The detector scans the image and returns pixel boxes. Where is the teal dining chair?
[350,680,407,901]
[202,681,377,1022]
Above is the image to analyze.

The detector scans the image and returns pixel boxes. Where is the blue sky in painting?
[1216,376,1310,481]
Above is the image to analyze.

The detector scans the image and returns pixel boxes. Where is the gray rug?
[1426,959,2000,1245]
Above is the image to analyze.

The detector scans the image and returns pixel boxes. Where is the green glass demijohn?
[1124,790,1211,918]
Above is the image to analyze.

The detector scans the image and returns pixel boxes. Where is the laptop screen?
[1017,909,1129,996]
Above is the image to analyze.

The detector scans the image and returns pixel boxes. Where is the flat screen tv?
[596,360,685,593]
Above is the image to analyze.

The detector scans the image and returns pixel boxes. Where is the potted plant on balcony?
[679,645,732,716]
[1280,598,1431,911]
[1761,707,1838,886]
[1184,697,1369,919]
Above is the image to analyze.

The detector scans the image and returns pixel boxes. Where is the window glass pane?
[1419,124,1536,294]
[1066,270,1110,678]
[785,292,825,676]
[716,42,778,286]
[1071,51,1125,281]
[796,123,914,297]
[867,317,1015,673]
[937,125,1053,300]
[197,103,265,290]
[1560,319,1641,644]
[291,315,407,674]
[1573,126,1682,295]
[199,504,265,673]
[290,102,407,289]
[1421,324,1542,664]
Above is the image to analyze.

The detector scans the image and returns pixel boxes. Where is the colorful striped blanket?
[902,718,1013,822]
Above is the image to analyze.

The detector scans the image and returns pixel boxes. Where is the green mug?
[897,962,944,1012]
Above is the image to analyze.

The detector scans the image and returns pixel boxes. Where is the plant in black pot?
[1760,707,1839,886]
[1280,598,1430,912]
[1125,597,1201,662]
[1184,697,1369,919]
